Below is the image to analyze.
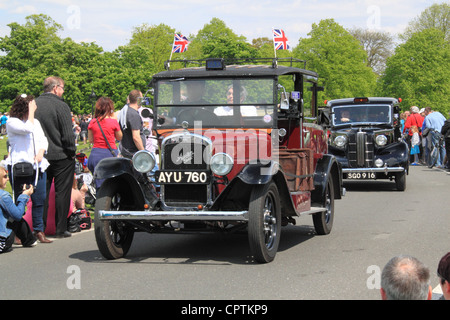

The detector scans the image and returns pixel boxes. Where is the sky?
[0,0,443,52]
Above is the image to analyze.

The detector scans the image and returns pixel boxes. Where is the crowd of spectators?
[0,76,155,251]
[401,106,449,171]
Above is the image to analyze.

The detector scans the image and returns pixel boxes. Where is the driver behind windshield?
[339,109,351,123]
[163,81,207,124]
[214,85,257,117]
[182,81,207,104]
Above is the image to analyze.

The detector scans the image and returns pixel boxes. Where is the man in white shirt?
[214,85,257,117]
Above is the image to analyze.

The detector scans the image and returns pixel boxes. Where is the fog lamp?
[375,158,384,168]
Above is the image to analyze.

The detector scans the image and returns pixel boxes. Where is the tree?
[193,18,257,60]
[293,19,377,101]
[128,23,175,72]
[0,14,157,115]
[380,28,449,115]
[350,28,394,76]
[401,3,450,42]
[90,45,156,109]
[0,14,64,111]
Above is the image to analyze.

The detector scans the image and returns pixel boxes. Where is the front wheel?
[94,180,134,260]
[313,176,334,235]
[395,171,406,191]
[248,182,281,263]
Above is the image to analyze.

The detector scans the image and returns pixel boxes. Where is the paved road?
[1,166,449,300]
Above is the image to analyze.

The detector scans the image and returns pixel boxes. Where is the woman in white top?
[5,94,52,243]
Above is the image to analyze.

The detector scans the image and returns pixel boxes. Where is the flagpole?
[169,33,175,61]
[272,28,277,59]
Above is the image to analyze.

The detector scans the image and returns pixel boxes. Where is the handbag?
[97,119,117,157]
[12,162,34,177]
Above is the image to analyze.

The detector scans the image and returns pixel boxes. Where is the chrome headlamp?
[375,134,388,147]
[132,150,156,173]
[210,153,234,176]
[333,135,347,148]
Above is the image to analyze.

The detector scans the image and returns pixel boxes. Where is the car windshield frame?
[331,104,392,127]
[154,77,277,129]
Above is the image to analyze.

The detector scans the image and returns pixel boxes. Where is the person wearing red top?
[403,106,424,136]
[403,106,425,163]
[87,97,122,188]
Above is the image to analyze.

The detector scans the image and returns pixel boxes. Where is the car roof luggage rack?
[164,57,307,71]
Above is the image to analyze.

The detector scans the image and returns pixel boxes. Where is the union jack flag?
[273,28,290,50]
[172,33,190,53]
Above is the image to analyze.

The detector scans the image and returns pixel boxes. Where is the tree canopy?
[380,28,449,115]
[293,19,377,102]
[0,3,449,117]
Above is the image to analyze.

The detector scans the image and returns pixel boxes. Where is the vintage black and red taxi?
[94,58,344,263]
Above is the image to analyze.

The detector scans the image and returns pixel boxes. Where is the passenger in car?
[215,85,257,117]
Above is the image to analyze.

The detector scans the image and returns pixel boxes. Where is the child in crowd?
[0,162,36,253]
[410,125,421,166]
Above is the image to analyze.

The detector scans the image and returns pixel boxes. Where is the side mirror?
[278,84,289,110]
[138,96,152,107]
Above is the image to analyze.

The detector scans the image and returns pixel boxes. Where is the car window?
[332,105,391,126]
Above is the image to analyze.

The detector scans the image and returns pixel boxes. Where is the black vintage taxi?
[324,97,409,191]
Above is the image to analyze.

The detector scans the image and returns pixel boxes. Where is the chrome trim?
[343,167,405,174]
[99,210,249,221]
[356,131,365,166]
[160,132,213,206]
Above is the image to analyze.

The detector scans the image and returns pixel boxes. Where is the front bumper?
[342,166,405,174]
[99,210,249,221]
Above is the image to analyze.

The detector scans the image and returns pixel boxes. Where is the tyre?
[395,171,406,191]
[248,182,281,263]
[94,180,134,260]
[313,176,334,235]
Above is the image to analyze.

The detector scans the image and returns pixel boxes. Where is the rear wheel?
[94,180,134,260]
[248,182,281,263]
[313,176,334,235]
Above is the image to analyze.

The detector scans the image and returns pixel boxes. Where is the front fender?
[311,155,343,204]
[377,140,409,173]
[210,161,297,216]
[95,157,146,206]
[94,157,134,181]
[209,161,281,211]
[236,161,279,185]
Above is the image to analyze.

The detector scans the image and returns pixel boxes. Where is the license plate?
[346,172,376,179]
[155,170,210,184]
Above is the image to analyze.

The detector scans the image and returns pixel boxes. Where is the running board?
[298,206,327,216]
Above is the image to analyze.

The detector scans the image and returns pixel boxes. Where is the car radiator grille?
[162,142,208,205]
[348,132,374,167]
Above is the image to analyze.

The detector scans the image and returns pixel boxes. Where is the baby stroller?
[75,153,96,205]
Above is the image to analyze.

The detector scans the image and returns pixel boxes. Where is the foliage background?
[0,3,448,116]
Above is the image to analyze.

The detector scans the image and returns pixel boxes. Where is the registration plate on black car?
[345,172,376,179]
[155,170,210,184]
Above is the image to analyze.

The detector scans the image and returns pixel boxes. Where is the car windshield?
[155,78,275,129]
[331,105,391,126]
